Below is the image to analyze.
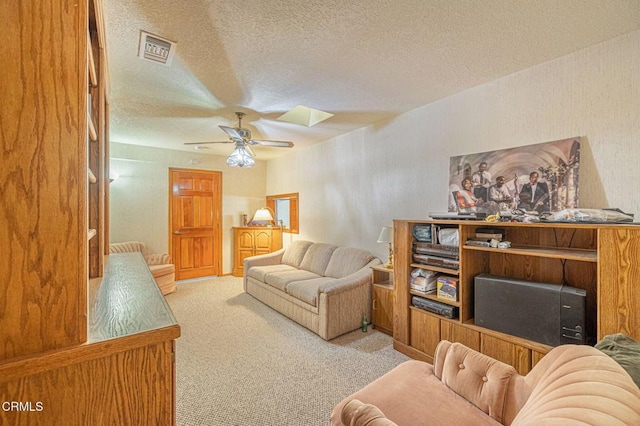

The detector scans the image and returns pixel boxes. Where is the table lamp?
[250,207,275,226]
[377,226,394,269]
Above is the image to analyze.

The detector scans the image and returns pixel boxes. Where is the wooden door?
[170,169,222,280]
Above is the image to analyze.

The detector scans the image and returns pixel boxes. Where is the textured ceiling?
[104,0,640,160]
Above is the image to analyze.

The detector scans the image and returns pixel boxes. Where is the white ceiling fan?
[184,112,294,167]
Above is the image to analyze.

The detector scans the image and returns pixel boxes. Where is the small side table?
[371,265,394,336]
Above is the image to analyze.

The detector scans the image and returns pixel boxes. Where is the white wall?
[267,30,640,262]
[109,143,268,274]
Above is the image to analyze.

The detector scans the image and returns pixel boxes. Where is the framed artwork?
[448,137,581,214]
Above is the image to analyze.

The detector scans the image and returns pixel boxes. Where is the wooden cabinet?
[393,219,640,374]
[371,265,394,335]
[0,1,179,424]
[232,227,283,276]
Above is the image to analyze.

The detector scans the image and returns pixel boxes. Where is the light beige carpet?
[165,276,409,426]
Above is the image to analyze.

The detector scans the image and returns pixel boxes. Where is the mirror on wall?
[266,193,298,234]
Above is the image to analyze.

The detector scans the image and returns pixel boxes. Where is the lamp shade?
[377,226,393,243]
[251,207,274,223]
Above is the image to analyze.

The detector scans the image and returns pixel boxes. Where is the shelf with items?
[409,289,461,308]
[408,221,462,317]
[410,263,459,276]
[463,243,597,262]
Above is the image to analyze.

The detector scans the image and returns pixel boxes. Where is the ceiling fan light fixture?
[226,145,255,168]
[277,105,333,127]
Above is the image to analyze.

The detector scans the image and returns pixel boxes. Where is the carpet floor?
[165,276,409,426]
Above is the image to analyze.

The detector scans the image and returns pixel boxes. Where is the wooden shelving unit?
[1,1,178,424]
[393,219,640,375]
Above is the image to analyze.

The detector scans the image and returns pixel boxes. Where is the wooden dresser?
[232,227,283,277]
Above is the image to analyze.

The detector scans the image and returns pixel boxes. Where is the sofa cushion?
[324,247,375,279]
[286,277,337,307]
[299,243,337,275]
[264,269,322,292]
[281,240,314,268]
[438,342,517,424]
[247,264,298,282]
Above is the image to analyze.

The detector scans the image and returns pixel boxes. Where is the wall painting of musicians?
[448,137,581,214]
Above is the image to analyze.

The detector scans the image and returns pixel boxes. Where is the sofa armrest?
[319,259,380,295]
[243,248,285,271]
[512,344,640,425]
[434,340,518,424]
[341,399,398,426]
[145,253,171,265]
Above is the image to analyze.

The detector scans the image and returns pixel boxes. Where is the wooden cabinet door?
[254,229,275,255]
[441,321,480,351]
[234,228,256,275]
[373,285,394,335]
[481,334,531,375]
[411,310,441,356]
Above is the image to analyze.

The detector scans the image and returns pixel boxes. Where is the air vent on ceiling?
[138,31,176,66]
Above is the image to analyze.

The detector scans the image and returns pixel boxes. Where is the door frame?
[168,168,223,280]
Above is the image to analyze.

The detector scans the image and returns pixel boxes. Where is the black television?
[474,273,586,347]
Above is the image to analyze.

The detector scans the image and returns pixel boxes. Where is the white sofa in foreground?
[243,240,381,340]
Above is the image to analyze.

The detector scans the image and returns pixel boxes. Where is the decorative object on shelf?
[412,225,432,242]
[250,207,275,226]
[377,226,394,269]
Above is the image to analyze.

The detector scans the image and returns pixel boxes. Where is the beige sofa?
[332,340,640,426]
[243,240,381,340]
[109,241,176,295]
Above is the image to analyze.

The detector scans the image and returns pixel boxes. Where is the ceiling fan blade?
[184,141,233,145]
[219,125,245,141]
[250,140,294,148]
